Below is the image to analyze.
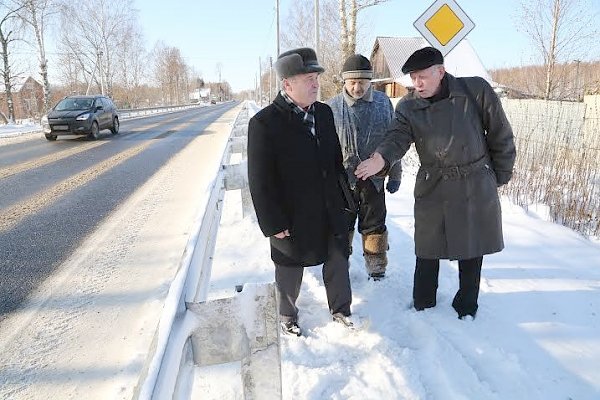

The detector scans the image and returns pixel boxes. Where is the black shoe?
[368,272,385,281]
[413,302,436,311]
[281,321,302,336]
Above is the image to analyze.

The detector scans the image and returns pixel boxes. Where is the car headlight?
[76,113,91,121]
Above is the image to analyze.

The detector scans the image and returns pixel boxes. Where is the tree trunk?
[544,0,560,100]
[348,0,357,58]
[28,1,51,110]
[0,31,15,122]
[339,0,348,59]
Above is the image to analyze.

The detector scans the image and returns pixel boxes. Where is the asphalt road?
[0,102,238,321]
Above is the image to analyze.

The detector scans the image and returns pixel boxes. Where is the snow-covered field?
[205,150,600,400]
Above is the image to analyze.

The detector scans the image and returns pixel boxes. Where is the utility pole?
[86,51,103,95]
[314,0,321,101]
[269,56,273,103]
[275,0,281,92]
[98,51,104,95]
[259,57,263,107]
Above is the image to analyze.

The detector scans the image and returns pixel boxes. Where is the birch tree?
[0,1,25,122]
[152,41,189,105]
[282,0,388,99]
[114,24,147,108]
[516,0,598,100]
[18,0,54,110]
[56,0,138,97]
[339,0,388,60]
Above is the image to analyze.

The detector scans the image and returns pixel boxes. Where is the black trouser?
[275,235,352,323]
[349,178,387,235]
[413,256,483,317]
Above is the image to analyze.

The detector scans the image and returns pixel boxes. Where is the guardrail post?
[225,107,253,218]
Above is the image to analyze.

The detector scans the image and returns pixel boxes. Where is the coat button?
[443,174,449,180]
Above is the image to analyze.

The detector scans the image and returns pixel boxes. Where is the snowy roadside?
[0,122,41,138]
[204,148,600,399]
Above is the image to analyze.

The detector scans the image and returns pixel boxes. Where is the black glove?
[386,179,401,193]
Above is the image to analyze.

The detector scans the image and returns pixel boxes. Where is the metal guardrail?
[117,104,209,120]
[133,102,277,399]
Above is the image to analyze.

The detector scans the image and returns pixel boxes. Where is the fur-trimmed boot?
[362,231,388,280]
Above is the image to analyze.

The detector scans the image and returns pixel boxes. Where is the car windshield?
[55,98,94,111]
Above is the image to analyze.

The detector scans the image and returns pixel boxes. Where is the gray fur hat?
[341,54,373,80]
[274,47,325,79]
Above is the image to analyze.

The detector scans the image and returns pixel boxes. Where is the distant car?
[42,95,119,141]
[210,99,217,104]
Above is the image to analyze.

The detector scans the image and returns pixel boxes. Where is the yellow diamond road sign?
[414,0,475,56]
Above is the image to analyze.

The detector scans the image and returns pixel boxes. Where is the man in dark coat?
[327,54,403,280]
[247,47,356,336]
[355,47,516,319]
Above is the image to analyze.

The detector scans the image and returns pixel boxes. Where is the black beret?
[274,47,325,79]
[401,47,444,74]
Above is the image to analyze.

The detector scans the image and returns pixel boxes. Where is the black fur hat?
[341,54,373,80]
[401,47,444,74]
[274,47,324,79]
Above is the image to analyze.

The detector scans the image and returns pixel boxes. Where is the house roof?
[0,76,43,92]
[371,37,492,87]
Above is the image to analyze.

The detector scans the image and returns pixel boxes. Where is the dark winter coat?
[377,73,516,260]
[247,93,352,267]
[327,87,402,191]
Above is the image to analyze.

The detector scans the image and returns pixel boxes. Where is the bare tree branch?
[516,0,599,99]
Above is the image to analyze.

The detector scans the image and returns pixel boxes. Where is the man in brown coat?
[355,47,516,319]
[248,48,356,336]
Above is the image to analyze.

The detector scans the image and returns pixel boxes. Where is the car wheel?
[88,121,100,140]
[45,134,57,141]
[110,117,119,134]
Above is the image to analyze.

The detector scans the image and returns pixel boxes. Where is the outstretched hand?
[355,152,385,180]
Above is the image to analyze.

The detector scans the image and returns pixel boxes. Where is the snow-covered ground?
[205,149,600,400]
[3,109,599,399]
[0,121,41,138]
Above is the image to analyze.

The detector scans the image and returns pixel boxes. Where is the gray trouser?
[275,235,352,323]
